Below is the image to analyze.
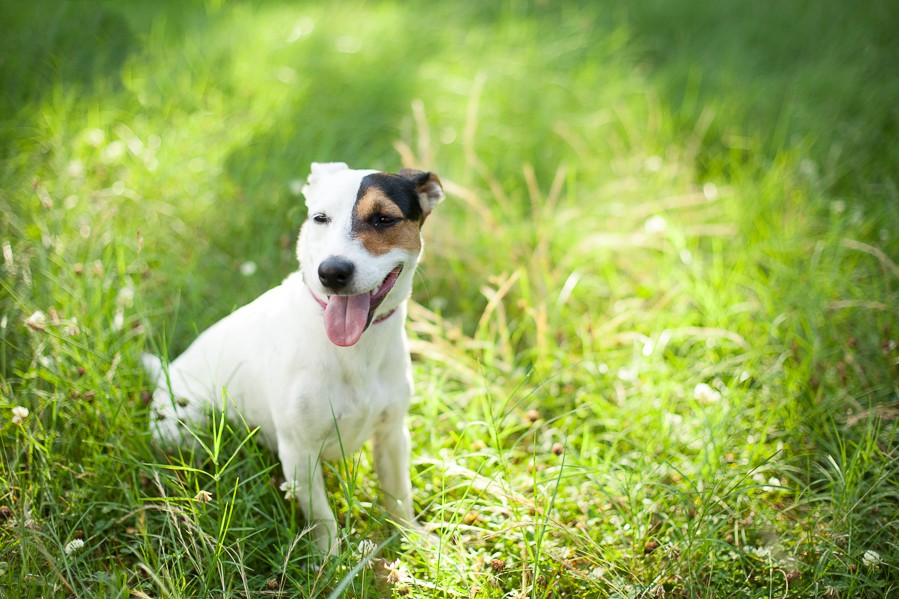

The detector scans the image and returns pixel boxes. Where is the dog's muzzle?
[313,265,402,347]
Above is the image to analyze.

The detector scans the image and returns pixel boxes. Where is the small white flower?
[195,490,213,503]
[64,318,80,336]
[112,307,125,332]
[279,479,300,500]
[354,539,377,563]
[240,261,258,276]
[644,215,667,235]
[24,311,46,331]
[11,406,29,425]
[117,285,135,308]
[862,549,881,568]
[65,539,85,555]
[385,558,412,584]
[588,566,605,579]
[693,383,721,404]
[763,477,781,492]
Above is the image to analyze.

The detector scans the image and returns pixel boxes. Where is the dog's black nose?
[318,257,355,290]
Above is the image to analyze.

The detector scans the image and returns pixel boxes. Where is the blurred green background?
[1,1,898,597]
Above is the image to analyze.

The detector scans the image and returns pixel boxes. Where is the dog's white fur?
[143,162,442,555]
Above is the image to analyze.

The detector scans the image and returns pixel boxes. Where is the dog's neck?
[306,284,398,325]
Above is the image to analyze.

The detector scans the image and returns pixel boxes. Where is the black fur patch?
[355,173,424,222]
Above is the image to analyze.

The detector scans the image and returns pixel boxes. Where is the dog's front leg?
[373,418,433,544]
[277,438,339,557]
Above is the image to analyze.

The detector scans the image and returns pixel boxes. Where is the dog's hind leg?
[142,354,209,446]
[277,438,339,557]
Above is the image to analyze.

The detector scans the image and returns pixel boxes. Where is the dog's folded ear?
[303,162,349,199]
[398,168,444,219]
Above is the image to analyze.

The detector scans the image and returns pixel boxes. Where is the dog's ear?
[302,162,349,199]
[398,168,444,219]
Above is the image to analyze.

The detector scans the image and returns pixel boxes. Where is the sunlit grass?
[1,1,897,597]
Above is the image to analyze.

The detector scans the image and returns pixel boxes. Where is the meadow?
[1,0,898,597]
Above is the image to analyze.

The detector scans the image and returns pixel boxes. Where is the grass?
[1,0,898,597]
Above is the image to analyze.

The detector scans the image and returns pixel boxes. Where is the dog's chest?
[309,363,402,461]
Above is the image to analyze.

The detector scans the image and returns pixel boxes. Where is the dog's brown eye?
[377,216,396,225]
[313,214,329,224]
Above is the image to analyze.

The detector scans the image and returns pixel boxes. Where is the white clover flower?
[24,311,46,331]
[863,549,881,568]
[354,539,377,564]
[763,477,781,492]
[116,285,135,308]
[65,539,85,555]
[240,261,258,276]
[11,406,29,425]
[64,318,80,337]
[693,383,721,404]
[279,479,300,500]
[112,307,125,332]
[385,558,412,584]
[644,215,667,235]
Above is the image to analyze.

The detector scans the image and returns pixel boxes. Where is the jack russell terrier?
[142,162,444,556]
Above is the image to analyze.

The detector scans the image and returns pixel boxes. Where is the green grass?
[1,0,898,597]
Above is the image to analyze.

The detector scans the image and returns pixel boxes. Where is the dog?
[142,162,444,556]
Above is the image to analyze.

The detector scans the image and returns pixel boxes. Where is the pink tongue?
[324,293,371,346]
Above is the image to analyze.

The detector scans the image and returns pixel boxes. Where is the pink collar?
[308,285,398,325]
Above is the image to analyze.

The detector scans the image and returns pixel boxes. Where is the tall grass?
[1,1,897,597]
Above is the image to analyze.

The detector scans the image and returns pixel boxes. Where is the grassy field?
[1,0,898,597]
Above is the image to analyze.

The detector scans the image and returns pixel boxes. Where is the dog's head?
[298,162,444,347]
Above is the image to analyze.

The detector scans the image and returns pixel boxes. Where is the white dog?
[142,162,443,555]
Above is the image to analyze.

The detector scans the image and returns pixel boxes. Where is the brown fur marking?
[353,188,422,256]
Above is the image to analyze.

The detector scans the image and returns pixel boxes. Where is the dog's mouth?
[323,266,402,347]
